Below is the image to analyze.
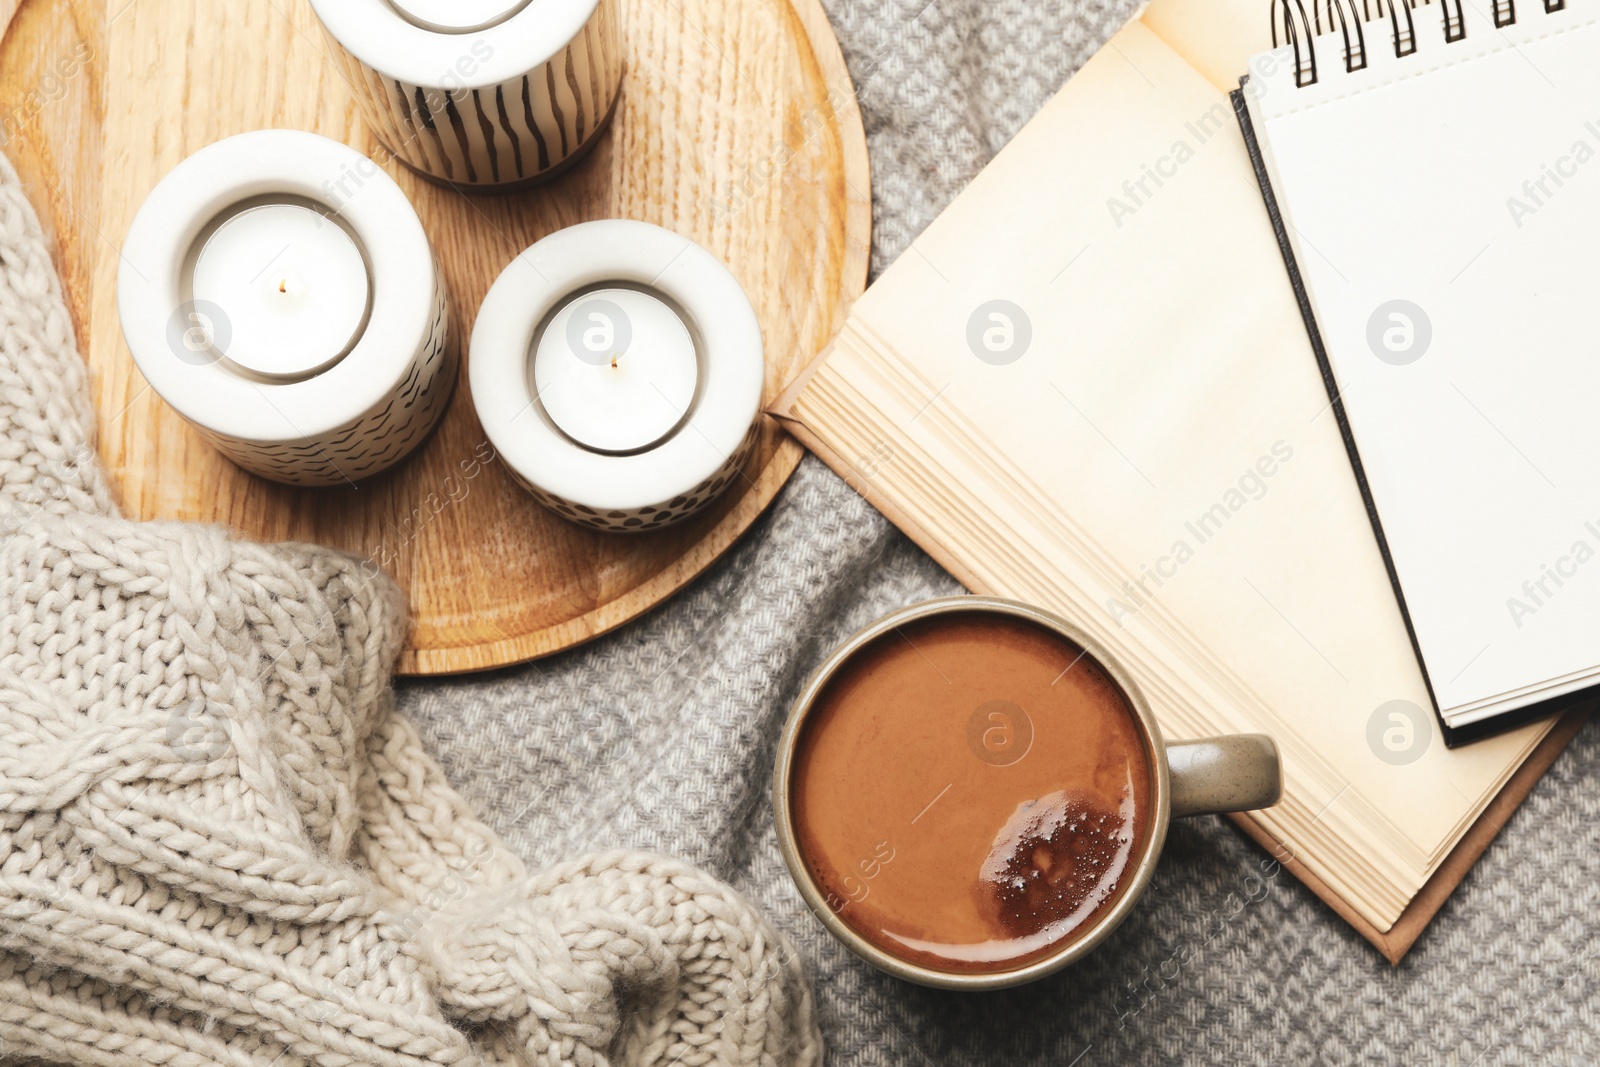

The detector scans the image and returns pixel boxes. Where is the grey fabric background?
[399,2,1600,1063]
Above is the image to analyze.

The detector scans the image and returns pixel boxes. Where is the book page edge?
[1232,706,1587,961]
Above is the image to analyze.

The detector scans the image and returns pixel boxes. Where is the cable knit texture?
[0,151,819,1067]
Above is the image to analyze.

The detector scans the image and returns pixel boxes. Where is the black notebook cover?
[1229,81,1584,748]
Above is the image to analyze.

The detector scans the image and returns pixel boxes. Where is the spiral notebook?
[1235,0,1600,743]
[774,0,1591,959]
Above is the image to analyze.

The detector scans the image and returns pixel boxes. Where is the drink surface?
[791,611,1154,974]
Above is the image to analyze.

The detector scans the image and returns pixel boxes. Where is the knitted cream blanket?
[0,153,821,1067]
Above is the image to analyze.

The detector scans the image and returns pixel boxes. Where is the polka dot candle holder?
[469,220,764,532]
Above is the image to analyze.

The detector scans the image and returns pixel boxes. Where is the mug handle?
[1165,734,1283,818]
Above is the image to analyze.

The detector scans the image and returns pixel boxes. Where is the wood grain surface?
[0,0,870,674]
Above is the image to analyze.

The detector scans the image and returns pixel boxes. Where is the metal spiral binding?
[1273,0,1569,86]
[1271,0,1319,86]
[1374,0,1418,57]
[1273,1,1368,84]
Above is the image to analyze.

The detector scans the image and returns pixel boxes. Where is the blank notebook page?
[1245,3,1600,728]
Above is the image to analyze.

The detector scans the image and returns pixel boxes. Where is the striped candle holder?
[309,0,622,190]
[117,131,454,487]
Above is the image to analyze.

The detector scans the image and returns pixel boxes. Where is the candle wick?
[278,279,287,294]
[610,355,619,369]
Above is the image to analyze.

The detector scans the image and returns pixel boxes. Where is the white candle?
[191,204,370,380]
[384,0,530,32]
[533,287,699,455]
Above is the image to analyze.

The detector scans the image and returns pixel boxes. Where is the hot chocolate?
[789,611,1154,974]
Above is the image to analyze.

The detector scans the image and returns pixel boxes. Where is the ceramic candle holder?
[118,129,453,487]
[310,0,622,190]
[470,220,764,531]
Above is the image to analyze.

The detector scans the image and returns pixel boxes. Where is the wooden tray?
[0,0,869,674]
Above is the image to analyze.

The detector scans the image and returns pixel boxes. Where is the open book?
[774,0,1588,959]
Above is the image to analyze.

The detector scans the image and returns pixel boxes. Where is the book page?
[1142,0,1272,92]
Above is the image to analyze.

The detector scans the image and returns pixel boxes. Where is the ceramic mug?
[772,595,1283,990]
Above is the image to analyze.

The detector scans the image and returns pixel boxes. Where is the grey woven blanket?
[412,1,1600,1063]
